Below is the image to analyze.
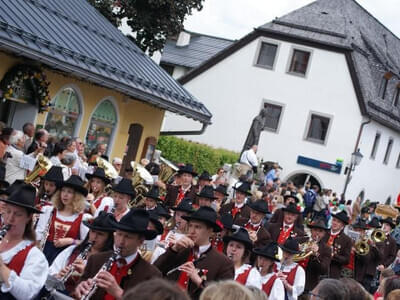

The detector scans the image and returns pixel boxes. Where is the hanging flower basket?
[0,64,51,112]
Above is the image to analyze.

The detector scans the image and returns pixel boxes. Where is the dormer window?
[393,85,400,107]
[379,73,392,99]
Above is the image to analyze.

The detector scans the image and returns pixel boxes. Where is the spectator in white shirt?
[5,130,27,184]
[239,145,258,176]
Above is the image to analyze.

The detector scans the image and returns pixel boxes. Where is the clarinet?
[80,247,121,300]
[60,242,94,283]
[0,224,11,241]
[39,208,54,251]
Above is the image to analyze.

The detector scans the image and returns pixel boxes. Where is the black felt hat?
[182,206,222,232]
[155,205,171,220]
[215,184,229,196]
[352,219,369,230]
[110,208,157,240]
[177,164,197,177]
[308,216,329,230]
[247,199,269,214]
[332,210,349,225]
[279,237,300,254]
[220,213,234,231]
[283,192,300,204]
[60,175,88,197]
[253,241,280,262]
[112,178,136,197]
[196,185,217,200]
[171,198,194,213]
[233,181,252,196]
[83,211,116,232]
[223,227,253,250]
[282,203,301,215]
[0,165,9,191]
[4,179,24,196]
[198,171,212,181]
[381,217,396,229]
[367,217,381,229]
[42,166,64,184]
[85,167,111,185]
[144,185,162,201]
[148,210,164,235]
[2,184,41,214]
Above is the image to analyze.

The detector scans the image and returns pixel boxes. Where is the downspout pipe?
[160,122,208,136]
[342,118,371,199]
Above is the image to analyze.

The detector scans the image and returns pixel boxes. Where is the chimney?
[176,31,191,47]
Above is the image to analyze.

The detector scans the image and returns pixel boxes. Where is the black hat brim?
[279,244,300,254]
[181,215,221,232]
[143,194,162,202]
[233,186,252,196]
[282,207,301,215]
[307,224,329,230]
[110,218,157,240]
[60,182,88,197]
[0,180,10,189]
[223,235,252,250]
[171,206,193,213]
[83,220,115,232]
[196,193,217,200]
[177,170,197,177]
[247,203,269,214]
[252,248,280,262]
[331,214,349,225]
[86,173,111,185]
[112,188,136,197]
[1,198,42,214]
[382,220,396,228]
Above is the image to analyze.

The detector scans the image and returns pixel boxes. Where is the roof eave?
[0,41,212,125]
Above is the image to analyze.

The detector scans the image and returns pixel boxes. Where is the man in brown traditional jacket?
[327,211,352,278]
[164,164,197,208]
[75,209,161,299]
[219,181,251,224]
[154,206,234,299]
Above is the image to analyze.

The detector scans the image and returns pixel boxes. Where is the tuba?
[129,161,153,207]
[158,156,178,195]
[96,157,119,179]
[25,154,52,184]
[354,229,386,256]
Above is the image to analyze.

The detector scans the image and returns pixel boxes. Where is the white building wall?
[346,120,400,203]
[163,36,364,194]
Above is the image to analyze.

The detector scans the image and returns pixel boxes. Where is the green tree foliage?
[157,136,239,174]
[88,0,204,55]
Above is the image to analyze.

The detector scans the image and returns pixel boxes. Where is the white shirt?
[93,196,115,217]
[240,149,258,167]
[275,262,305,300]
[0,240,49,299]
[50,156,62,166]
[260,272,285,300]
[49,244,77,276]
[5,145,26,184]
[118,250,138,265]
[35,206,91,242]
[235,265,261,289]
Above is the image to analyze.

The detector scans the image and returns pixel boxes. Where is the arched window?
[45,87,81,140]
[85,99,117,154]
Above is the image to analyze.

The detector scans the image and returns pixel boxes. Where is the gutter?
[160,122,208,136]
[354,118,371,152]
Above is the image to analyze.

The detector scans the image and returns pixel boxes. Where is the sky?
[182,0,400,40]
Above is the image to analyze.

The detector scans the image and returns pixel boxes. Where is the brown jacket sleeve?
[332,235,352,265]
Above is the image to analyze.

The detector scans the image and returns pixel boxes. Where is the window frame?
[44,84,84,138]
[260,99,285,134]
[370,132,381,160]
[393,84,400,107]
[383,137,394,165]
[286,46,313,78]
[84,97,119,157]
[253,38,280,71]
[303,111,333,145]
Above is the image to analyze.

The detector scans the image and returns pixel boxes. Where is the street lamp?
[343,148,363,199]
[350,149,363,169]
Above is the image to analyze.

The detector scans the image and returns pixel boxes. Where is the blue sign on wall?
[297,156,342,174]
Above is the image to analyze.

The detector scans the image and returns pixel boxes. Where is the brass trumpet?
[354,229,386,256]
[25,154,52,184]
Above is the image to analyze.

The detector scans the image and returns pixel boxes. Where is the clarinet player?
[0,184,49,299]
[75,209,161,299]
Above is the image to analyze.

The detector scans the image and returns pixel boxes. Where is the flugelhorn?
[80,247,121,300]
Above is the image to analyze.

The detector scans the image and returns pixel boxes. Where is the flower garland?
[1,65,51,112]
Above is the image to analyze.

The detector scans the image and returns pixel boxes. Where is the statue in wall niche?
[241,108,268,155]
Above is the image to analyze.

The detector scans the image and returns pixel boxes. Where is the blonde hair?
[200,280,253,300]
[52,189,86,213]
[387,289,400,300]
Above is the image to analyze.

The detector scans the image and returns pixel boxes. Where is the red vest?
[48,209,84,241]
[6,243,35,275]
[103,255,139,300]
[282,264,300,286]
[277,226,293,244]
[262,274,278,296]
[235,266,252,285]
[94,195,110,212]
